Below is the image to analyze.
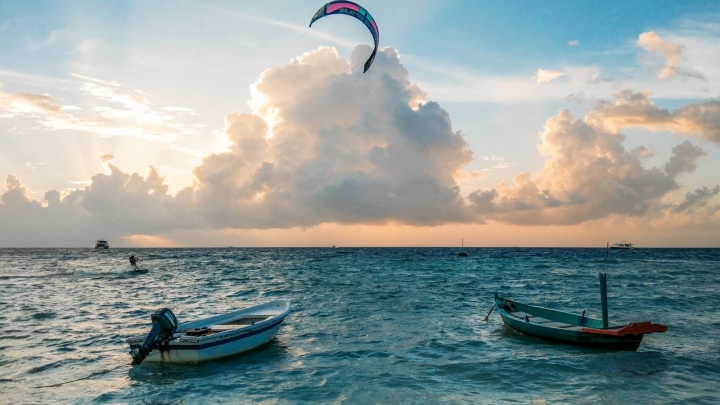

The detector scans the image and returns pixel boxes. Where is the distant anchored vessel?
[458,239,468,257]
[610,242,634,250]
[95,240,109,249]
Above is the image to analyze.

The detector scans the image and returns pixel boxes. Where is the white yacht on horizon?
[95,240,110,249]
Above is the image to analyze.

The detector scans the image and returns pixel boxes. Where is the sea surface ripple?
[1,247,719,404]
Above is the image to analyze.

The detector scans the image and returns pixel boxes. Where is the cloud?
[568,40,580,47]
[1,77,206,142]
[637,31,684,78]
[64,162,195,234]
[192,46,475,228]
[2,175,33,205]
[79,81,148,109]
[25,162,46,170]
[670,185,720,213]
[478,155,511,172]
[69,73,120,87]
[0,46,481,245]
[565,92,586,105]
[0,85,65,117]
[161,106,196,113]
[71,39,100,55]
[0,69,64,86]
[664,140,705,177]
[386,22,720,104]
[101,154,114,162]
[0,164,195,247]
[2,47,719,246]
[468,105,707,225]
[532,69,566,83]
[586,90,720,145]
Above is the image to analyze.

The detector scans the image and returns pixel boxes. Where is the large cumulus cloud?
[192,46,475,228]
[468,92,714,225]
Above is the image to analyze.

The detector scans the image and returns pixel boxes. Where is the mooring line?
[32,363,127,389]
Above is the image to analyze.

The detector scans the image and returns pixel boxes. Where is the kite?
[309,1,379,73]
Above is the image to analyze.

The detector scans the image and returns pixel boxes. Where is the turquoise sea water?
[1,247,719,404]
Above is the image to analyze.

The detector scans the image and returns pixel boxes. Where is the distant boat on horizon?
[610,242,634,250]
[458,239,468,257]
[95,240,109,249]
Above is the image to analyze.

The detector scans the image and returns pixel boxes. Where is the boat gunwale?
[495,295,621,329]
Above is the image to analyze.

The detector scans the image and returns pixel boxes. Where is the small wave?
[26,360,67,375]
[0,272,75,279]
[32,312,57,320]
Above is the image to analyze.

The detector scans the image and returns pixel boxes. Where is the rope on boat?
[31,363,127,389]
[500,298,515,311]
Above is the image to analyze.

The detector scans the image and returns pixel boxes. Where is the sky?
[1,0,720,248]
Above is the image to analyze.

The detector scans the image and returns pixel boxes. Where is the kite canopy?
[309,1,379,73]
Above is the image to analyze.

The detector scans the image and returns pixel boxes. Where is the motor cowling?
[131,308,178,365]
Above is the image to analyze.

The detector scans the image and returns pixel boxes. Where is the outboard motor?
[131,308,178,365]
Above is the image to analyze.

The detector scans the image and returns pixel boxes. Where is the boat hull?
[137,317,286,364]
[495,295,647,350]
[498,309,643,350]
[127,299,291,364]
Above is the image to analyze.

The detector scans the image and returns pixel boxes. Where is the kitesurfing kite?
[309,1,379,73]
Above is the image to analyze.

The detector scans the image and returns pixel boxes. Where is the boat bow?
[581,321,668,336]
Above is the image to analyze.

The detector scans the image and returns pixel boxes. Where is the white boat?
[610,242,634,250]
[95,240,109,249]
[127,299,291,365]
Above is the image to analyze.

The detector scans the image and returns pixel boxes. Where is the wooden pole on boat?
[599,272,609,328]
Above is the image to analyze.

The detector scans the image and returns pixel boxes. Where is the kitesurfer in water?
[129,255,139,268]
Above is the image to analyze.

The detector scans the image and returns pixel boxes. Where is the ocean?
[1,247,719,404]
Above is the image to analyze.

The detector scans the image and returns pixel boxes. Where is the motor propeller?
[130,308,178,365]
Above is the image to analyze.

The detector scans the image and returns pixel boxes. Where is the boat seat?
[541,322,575,328]
[510,312,553,324]
[184,328,216,336]
[208,325,238,331]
